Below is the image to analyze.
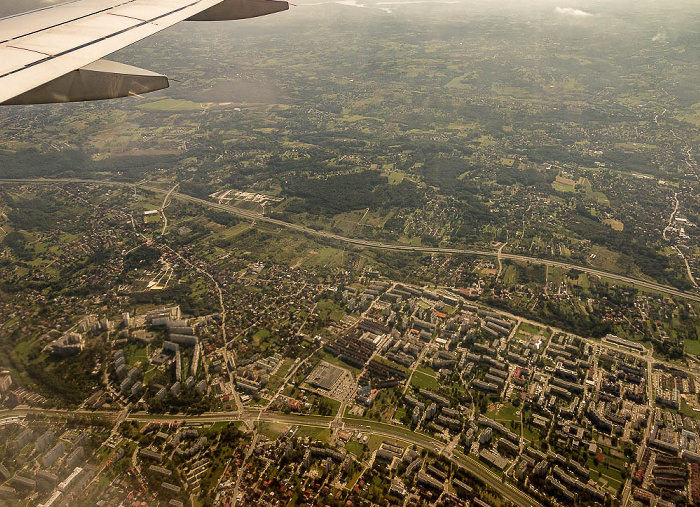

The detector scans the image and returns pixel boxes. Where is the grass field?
[679,399,700,420]
[410,371,439,390]
[257,422,288,440]
[305,247,345,268]
[416,365,437,376]
[366,434,390,453]
[684,339,700,356]
[394,407,406,421]
[515,322,545,339]
[252,328,270,347]
[602,218,624,231]
[552,181,575,193]
[580,178,610,204]
[125,344,149,368]
[586,452,625,491]
[266,357,295,392]
[316,299,345,322]
[522,425,542,443]
[387,171,405,184]
[295,426,330,443]
[487,402,521,422]
[502,265,518,285]
[138,99,202,111]
[345,440,365,457]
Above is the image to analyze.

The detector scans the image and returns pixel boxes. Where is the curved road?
[0,405,542,506]
[126,409,544,507]
[2,177,698,303]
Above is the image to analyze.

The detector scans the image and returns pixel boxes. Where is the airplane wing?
[0,0,288,105]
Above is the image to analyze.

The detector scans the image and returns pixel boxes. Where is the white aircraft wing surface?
[0,0,288,105]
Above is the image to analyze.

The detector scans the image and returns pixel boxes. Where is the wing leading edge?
[0,0,288,105]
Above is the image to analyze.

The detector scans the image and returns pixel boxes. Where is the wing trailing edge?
[0,0,289,105]
[187,0,288,21]
[1,59,169,105]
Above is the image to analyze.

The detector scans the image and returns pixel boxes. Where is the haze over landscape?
[0,0,698,506]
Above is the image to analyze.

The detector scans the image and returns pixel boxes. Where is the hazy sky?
[2,0,697,28]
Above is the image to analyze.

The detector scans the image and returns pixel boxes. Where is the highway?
[125,410,544,507]
[0,405,541,506]
[3,177,692,506]
[2,177,699,303]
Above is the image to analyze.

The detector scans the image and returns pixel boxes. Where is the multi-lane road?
[3,177,696,506]
[2,177,698,303]
[0,406,542,506]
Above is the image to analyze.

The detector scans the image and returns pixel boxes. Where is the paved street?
[2,177,698,303]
